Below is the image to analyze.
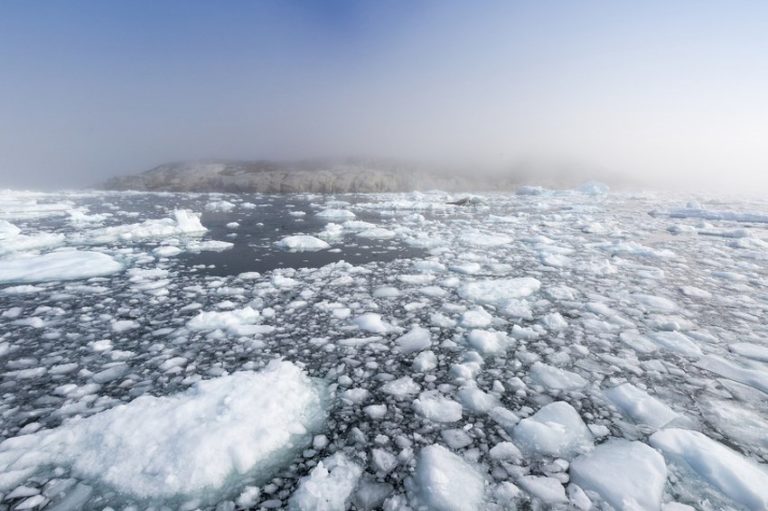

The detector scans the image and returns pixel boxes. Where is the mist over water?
[1,1,767,193]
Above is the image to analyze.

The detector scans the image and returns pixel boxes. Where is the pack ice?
[1,187,768,510]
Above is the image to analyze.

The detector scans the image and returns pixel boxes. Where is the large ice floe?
[0,360,326,503]
[0,250,123,283]
[1,187,768,509]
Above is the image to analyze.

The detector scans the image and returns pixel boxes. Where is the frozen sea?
[1,186,768,510]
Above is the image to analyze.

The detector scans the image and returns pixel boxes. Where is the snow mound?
[0,250,123,283]
[276,235,331,252]
[289,453,362,511]
[513,401,593,459]
[570,439,667,510]
[650,428,768,511]
[414,444,485,511]
[0,360,326,500]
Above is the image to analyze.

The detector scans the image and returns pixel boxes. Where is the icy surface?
[289,453,362,511]
[1,188,768,509]
[570,439,667,510]
[413,444,485,511]
[513,401,593,459]
[0,360,326,500]
[0,250,123,282]
[650,428,768,510]
[276,235,331,252]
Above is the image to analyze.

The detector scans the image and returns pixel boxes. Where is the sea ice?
[276,235,331,252]
[604,383,679,429]
[0,361,326,500]
[650,428,768,510]
[570,439,667,511]
[289,453,362,511]
[0,250,123,283]
[413,445,485,511]
[513,401,593,459]
[394,326,431,354]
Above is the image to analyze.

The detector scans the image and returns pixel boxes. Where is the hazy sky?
[1,0,767,191]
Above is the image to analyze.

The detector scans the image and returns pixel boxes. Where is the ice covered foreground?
[0,360,326,499]
[2,187,768,510]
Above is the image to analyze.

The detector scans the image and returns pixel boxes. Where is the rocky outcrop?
[101,159,522,193]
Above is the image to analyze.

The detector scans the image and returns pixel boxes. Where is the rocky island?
[101,158,526,193]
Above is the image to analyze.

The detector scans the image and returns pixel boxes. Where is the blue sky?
[1,1,767,189]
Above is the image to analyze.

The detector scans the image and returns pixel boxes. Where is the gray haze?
[1,1,767,193]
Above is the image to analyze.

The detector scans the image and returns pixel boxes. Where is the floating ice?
[529,362,587,390]
[570,439,667,510]
[413,444,485,511]
[650,428,768,510]
[316,209,356,221]
[517,476,567,505]
[357,227,396,239]
[604,383,680,429]
[0,250,123,283]
[77,209,206,244]
[394,326,431,354]
[276,235,331,252]
[466,330,509,356]
[187,307,272,336]
[413,391,462,423]
[666,205,768,224]
[289,453,362,511]
[459,232,512,247]
[513,401,593,459]
[0,360,326,500]
[458,277,541,305]
[353,313,391,334]
[697,355,768,394]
